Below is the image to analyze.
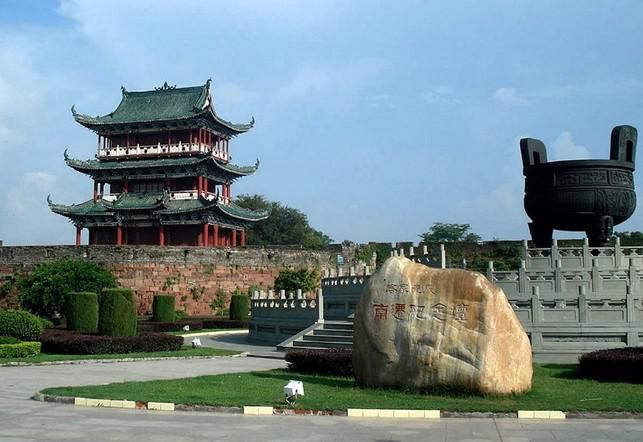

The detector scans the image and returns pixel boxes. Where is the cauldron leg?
[529,222,553,248]
[586,216,614,247]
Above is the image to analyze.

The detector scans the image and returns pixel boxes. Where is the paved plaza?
[1,336,642,441]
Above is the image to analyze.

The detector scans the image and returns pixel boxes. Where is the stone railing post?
[554,259,563,292]
[615,236,623,268]
[531,286,542,323]
[521,240,529,266]
[626,285,635,323]
[296,289,302,300]
[486,260,494,281]
[629,264,639,293]
[519,260,527,294]
[578,286,587,323]
[317,288,324,323]
[551,239,559,268]
[440,244,446,269]
[582,237,591,268]
[591,258,601,293]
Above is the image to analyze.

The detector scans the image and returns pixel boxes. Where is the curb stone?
[2,352,247,367]
[30,393,643,419]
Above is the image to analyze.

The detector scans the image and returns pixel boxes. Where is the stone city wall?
[0,245,334,315]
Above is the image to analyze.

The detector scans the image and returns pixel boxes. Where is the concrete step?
[312,328,353,337]
[321,322,354,331]
[302,334,353,343]
[292,340,353,349]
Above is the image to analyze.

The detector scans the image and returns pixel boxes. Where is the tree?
[274,269,319,293]
[235,194,332,249]
[419,222,481,243]
[614,231,643,246]
[18,258,116,320]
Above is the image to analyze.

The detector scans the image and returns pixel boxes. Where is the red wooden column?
[240,230,246,247]
[203,177,208,194]
[116,225,123,245]
[231,230,237,248]
[203,223,209,247]
[159,225,165,247]
[197,176,202,194]
[213,224,219,247]
[75,226,82,246]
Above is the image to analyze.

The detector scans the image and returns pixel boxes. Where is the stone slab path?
[1,355,642,441]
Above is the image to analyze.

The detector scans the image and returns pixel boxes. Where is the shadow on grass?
[540,363,581,380]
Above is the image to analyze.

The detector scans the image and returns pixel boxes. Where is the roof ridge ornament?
[255,158,260,169]
[64,148,70,161]
[46,194,52,206]
[250,116,255,127]
[206,78,212,90]
[71,105,77,116]
[121,86,128,96]
[155,81,176,91]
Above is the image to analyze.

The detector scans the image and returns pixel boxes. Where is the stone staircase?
[277,320,353,351]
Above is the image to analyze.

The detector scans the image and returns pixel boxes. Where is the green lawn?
[1,345,239,364]
[41,364,643,412]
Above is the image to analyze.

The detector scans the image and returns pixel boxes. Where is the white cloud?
[7,172,57,214]
[0,39,44,150]
[492,87,527,106]
[367,94,396,109]
[550,131,591,160]
[276,59,386,113]
[424,85,456,104]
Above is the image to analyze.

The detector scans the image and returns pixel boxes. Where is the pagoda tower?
[49,80,268,247]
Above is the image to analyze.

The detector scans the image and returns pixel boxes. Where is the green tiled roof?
[219,202,269,221]
[72,80,253,134]
[65,152,258,178]
[108,192,166,210]
[48,193,268,222]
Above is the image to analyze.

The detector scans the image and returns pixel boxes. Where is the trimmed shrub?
[152,295,175,322]
[98,288,137,337]
[67,292,98,332]
[578,347,643,384]
[229,294,249,321]
[285,348,353,376]
[0,336,20,345]
[40,329,182,355]
[39,317,54,330]
[139,319,203,333]
[0,309,44,341]
[18,258,116,320]
[0,341,41,358]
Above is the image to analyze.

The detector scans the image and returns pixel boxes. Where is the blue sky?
[1,0,643,245]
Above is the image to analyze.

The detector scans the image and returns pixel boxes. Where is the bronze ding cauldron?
[521,125,637,247]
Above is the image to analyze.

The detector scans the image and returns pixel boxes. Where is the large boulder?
[353,256,532,395]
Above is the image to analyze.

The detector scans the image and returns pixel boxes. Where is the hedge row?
[0,309,44,341]
[98,288,137,337]
[41,329,183,355]
[0,341,41,358]
[578,347,643,384]
[229,295,249,321]
[152,295,175,322]
[285,348,353,377]
[139,318,249,332]
[67,292,98,332]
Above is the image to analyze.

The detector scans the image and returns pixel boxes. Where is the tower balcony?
[99,190,231,205]
[97,142,229,162]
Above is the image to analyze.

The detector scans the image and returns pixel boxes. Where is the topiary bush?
[18,258,116,321]
[41,329,182,355]
[229,293,249,321]
[67,292,98,332]
[0,309,44,341]
[578,347,643,384]
[0,341,41,358]
[285,348,353,376]
[152,295,175,322]
[0,336,20,345]
[98,288,137,337]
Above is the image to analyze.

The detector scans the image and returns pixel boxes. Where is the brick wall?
[0,245,333,315]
